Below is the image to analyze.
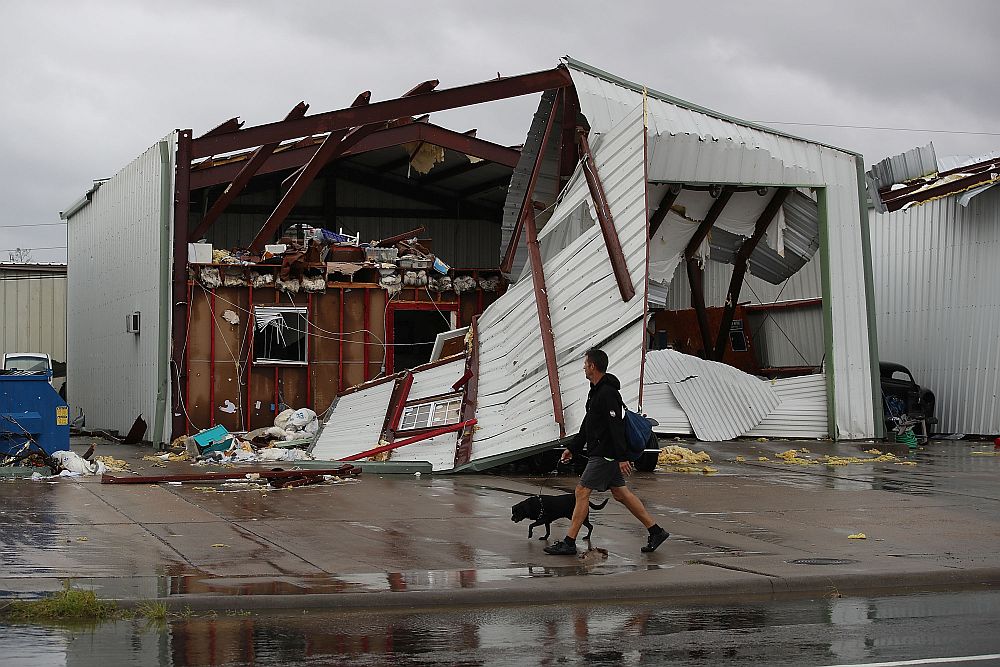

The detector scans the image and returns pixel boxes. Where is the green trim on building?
[153,139,172,446]
[856,155,885,439]
[816,188,838,439]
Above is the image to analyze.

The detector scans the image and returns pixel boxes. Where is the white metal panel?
[747,374,829,439]
[311,379,395,459]
[643,383,693,435]
[642,371,827,439]
[470,104,648,462]
[565,61,876,439]
[644,350,779,440]
[65,134,175,436]
[871,187,1000,434]
[0,268,67,367]
[406,357,466,401]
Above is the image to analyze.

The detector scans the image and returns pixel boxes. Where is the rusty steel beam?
[500,92,561,274]
[249,91,375,250]
[170,130,193,440]
[386,372,414,432]
[648,184,682,239]
[191,67,572,158]
[454,316,480,467]
[198,117,244,139]
[189,122,521,190]
[577,129,636,302]
[684,186,735,356]
[524,207,566,437]
[189,102,310,242]
[343,419,478,461]
[101,465,361,485]
[712,189,789,361]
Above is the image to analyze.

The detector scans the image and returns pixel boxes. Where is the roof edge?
[561,56,861,158]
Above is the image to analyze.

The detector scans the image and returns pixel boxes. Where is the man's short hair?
[585,348,609,372]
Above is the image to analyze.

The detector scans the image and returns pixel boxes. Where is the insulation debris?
[847,533,867,540]
[94,456,129,472]
[657,445,712,465]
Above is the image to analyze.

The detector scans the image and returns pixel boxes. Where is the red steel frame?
[523,207,565,437]
[209,290,216,426]
[343,419,477,461]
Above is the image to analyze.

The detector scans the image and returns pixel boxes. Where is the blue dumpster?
[0,371,70,459]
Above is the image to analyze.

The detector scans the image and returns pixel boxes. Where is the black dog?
[511,493,609,540]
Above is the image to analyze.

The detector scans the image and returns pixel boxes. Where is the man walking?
[544,349,669,555]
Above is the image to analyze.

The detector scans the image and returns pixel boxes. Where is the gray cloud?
[2,0,997,262]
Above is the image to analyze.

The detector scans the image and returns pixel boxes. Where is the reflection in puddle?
[2,590,998,666]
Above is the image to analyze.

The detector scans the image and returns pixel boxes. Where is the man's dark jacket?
[567,373,628,461]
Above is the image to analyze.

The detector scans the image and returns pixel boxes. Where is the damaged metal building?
[62,58,882,462]
[868,143,1000,435]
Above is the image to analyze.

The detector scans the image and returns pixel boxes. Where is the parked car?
[2,352,53,384]
[879,362,936,435]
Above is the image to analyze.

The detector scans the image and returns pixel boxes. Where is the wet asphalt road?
[2,589,999,666]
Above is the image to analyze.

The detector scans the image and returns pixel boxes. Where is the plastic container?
[365,247,399,262]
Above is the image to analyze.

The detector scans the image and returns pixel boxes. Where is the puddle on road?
[3,589,999,666]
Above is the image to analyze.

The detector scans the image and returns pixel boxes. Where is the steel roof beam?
[189,123,520,190]
[198,117,244,139]
[684,186,735,356]
[249,92,373,250]
[189,102,310,242]
[712,188,789,361]
[648,184,682,239]
[524,206,566,438]
[190,66,573,159]
[578,128,636,302]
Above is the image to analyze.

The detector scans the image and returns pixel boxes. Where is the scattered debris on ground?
[734,448,917,467]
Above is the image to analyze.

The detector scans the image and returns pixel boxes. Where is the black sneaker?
[641,529,669,553]
[544,539,578,555]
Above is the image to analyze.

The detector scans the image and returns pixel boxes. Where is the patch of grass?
[3,581,117,622]
[136,601,168,621]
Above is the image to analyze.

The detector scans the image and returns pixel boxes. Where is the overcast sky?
[3,0,998,263]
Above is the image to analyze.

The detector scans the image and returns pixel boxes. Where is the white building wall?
[65,134,175,438]
[0,267,67,367]
[871,187,1000,434]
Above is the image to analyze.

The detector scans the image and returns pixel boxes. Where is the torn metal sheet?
[644,350,779,441]
[311,379,396,460]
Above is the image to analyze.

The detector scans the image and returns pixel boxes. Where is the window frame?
[397,394,464,432]
[252,305,309,366]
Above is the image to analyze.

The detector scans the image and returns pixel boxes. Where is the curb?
[110,565,1000,613]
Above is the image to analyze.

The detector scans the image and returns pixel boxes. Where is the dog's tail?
[589,498,610,511]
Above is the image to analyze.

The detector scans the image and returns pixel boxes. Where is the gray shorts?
[580,457,626,492]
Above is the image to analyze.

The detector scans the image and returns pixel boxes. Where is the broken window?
[253,306,308,365]
[399,395,463,431]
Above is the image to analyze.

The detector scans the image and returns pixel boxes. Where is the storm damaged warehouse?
[61,58,883,469]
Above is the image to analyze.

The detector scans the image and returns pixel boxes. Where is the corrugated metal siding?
[748,304,825,368]
[0,269,67,365]
[871,188,1000,434]
[311,379,395,459]
[644,350,779,440]
[867,142,938,189]
[642,364,827,439]
[747,373,828,438]
[568,60,876,439]
[65,134,175,436]
[406,357,466,401]
[471,104,648,462]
